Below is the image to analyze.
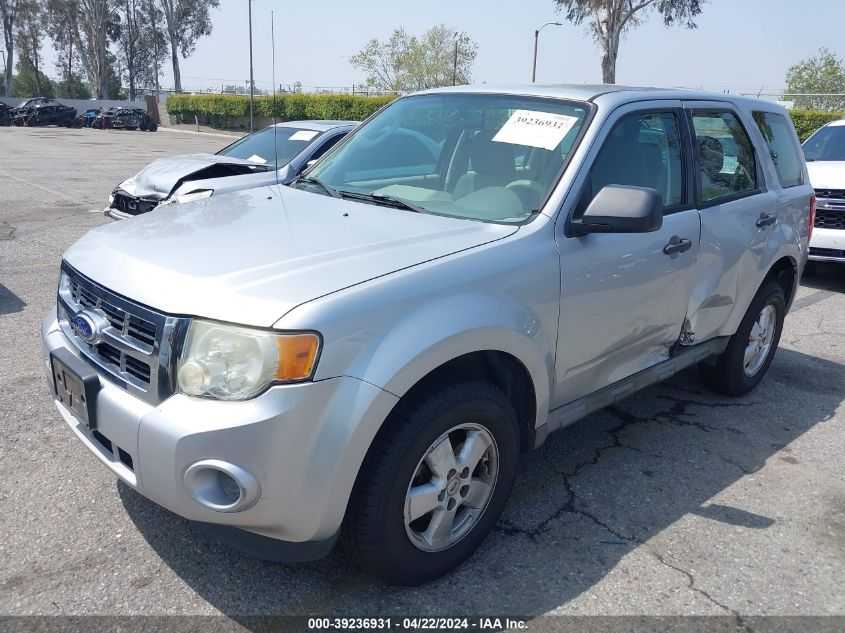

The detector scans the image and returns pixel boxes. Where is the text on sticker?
[492,109,579,151]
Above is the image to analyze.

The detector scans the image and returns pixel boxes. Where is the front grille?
[69,277,157,349]
[814,188,845,200]
[58,263,187,405]
[814,208,845,229]
[111,191,160,216]
[809,247,845,259]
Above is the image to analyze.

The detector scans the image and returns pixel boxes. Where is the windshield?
[219,126,323,169]
[302,93,590,223]
[803,124,845,161]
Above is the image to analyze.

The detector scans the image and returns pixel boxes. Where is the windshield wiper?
[292,176,341,198]
[339,191,428,214]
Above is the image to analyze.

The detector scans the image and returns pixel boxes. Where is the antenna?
[272,10,279,187]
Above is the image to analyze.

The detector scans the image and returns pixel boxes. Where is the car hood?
[64,186,518,327]
[122,153,272,198]
[806,161,845,190]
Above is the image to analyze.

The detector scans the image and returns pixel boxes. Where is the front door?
[553,102,701,407]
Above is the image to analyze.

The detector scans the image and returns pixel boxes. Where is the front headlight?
[176,320,320,400]
[161,189,214,206]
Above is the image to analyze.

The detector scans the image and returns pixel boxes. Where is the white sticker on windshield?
[247,154,268,164]
[289,130,319,141]
[492,109,579,151]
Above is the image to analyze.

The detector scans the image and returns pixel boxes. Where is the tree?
[0,0,20,96]
[157,0,219,93]
[45,0,88,97]
[350,24,477,93]
[785,48,845,112]
[77,0,114,98]
[555,0,705,84]
[13,55,54,96]
[15,0,47,95]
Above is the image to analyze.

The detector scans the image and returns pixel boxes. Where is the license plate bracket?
[50,348,101,430]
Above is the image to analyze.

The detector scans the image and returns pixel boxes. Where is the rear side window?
[752,112,804,188]
[691,111,758,204]
[578,111,684,214]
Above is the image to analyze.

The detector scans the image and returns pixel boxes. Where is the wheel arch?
[764,255,798,311]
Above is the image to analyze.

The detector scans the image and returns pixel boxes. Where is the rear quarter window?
[752,111,804,188]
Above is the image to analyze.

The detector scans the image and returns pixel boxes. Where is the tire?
[139,121,148,131]
[699,280,785,396]
[343,380,520,585]
[147,121,158,132]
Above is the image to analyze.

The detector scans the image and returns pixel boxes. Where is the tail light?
[808,195,816,243]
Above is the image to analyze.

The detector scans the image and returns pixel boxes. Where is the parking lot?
[1,126,844,625]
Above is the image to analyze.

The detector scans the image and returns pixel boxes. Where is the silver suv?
[42,85,812,585]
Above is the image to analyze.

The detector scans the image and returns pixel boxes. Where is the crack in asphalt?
[494,390,759,617]
[649,549,753,630]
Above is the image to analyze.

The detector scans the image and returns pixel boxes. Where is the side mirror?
[571,184,663,236]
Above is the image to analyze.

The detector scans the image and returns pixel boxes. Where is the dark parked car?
[94,107,157,131]
[76,108,102,128]
[0,100,11,126]
[12,98,77,127]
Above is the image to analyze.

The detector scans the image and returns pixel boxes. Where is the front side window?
[302,93,591,223]
[752,111,804,188]
[577,111,684,215]
[219,126,323,169]
[802,123,845,162]
[691,111,758,204]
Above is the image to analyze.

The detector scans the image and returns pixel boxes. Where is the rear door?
[553,101,702,406]
[681,101,780,342]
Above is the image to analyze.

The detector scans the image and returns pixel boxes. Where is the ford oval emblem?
[71,311,101,344]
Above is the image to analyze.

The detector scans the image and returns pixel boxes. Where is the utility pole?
[532,22,561,83]
[453,32,459,86]
[248,0,255,132]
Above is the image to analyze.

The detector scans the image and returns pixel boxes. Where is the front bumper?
[809,227,845,262]
[104,206,134,220]
[42,308,399,558]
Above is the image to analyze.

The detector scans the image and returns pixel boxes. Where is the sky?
[40,0,845,96]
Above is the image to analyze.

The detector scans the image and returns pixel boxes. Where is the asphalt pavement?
[0,126,843,628]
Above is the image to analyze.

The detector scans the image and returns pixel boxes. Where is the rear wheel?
[699,281,785,396]
[344,381,520,585]
[147,121,158,132]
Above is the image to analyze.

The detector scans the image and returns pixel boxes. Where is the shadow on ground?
[801,261,845,294]
[0,284,26,316]
[119,347,844,621]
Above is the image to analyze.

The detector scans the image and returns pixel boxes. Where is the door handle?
[663,236,692,255]
[756,213,777,228]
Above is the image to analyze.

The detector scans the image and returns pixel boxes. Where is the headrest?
[471,130,516,178]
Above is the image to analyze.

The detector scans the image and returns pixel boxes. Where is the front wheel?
[699,280,785,396]
[344,381,520,585]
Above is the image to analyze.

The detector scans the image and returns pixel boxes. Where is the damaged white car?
[105,120,357,219]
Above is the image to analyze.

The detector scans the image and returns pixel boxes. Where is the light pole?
[248,0,255,132]
[0,50,6,97]
[532,22,561,83]
[453,32,459,86]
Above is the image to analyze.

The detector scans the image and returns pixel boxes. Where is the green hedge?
[166,93,395,126]
[166,95,842,142]
[789,109,844,141]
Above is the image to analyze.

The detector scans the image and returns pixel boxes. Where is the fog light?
[183,460,260,512]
